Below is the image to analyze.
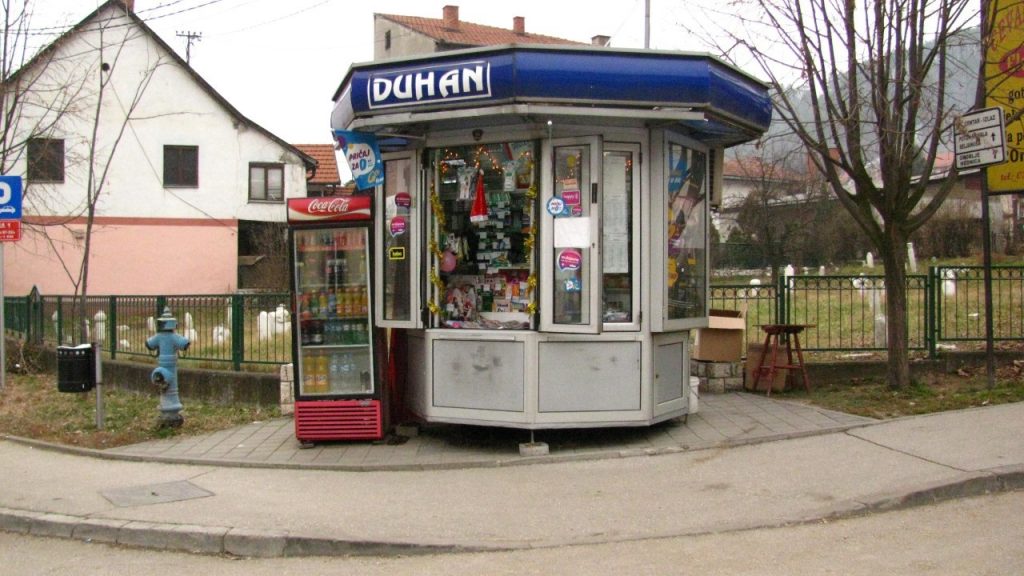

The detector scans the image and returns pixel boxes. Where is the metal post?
[232,294,244,371]
[981,182,996,389]
[93,342,104,430]
[927,266,938,358]
[109,296,118,360]
[1,244,5,391]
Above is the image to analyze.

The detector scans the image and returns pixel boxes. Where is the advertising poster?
[334,130,383,191]
[986,0,1024,193]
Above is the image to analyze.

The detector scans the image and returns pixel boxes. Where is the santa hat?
[469,170,489,224]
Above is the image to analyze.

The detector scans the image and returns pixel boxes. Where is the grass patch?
[779,362,1024,419]
[0,372,279,449]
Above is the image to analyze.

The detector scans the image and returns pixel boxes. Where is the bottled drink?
[328,353,341,391]
[327,290,337,318]
[359,286,368,316]
[312,320,325,345]
[302,354,316,393]
[318,290,328,318]
[315,355,328,393]
[340,353,353,389]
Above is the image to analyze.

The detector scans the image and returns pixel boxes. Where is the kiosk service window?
[427,141,538,330]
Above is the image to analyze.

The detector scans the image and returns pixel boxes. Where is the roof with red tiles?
[376,9,584,48]
[294,144,341,185]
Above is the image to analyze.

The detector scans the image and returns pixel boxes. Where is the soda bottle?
[327,289,337,318]
[302,354,316,393]
[340,352,353,389]
[328,353,341,391]
[359,286,368,316]
[309,290,320,318]
[318,290,328,318]
[315,355,328,393]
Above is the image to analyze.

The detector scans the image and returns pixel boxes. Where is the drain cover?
[101,480,214,508]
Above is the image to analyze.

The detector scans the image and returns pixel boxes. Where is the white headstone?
[907,242,918,273]
[865,252,874,268]
[93,311,107,343]
[258,310,271,341]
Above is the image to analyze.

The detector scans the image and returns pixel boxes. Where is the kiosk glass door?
[541,137,603,334]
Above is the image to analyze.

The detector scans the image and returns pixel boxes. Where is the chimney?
[122,0,134,11]
[513,16,525,35]
[592,35,611,47]
[443,5,460,30]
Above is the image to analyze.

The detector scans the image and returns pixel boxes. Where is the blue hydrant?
[145,307,190,428]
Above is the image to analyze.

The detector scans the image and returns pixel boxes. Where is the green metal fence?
[710,266,1024,354]
[5,266,1023,367]
[7,292,292,372]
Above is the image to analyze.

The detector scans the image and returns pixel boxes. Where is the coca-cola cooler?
[287,195,382,443]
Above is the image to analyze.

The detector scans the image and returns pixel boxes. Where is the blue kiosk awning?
[331,45,772,147]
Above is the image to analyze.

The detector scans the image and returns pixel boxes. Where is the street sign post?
[954,107,1007,170]
[0,174,22,391]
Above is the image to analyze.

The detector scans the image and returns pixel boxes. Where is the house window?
[27,138,65,182]
[164,145,198,187]
[385,30,392,51]
[249,163,284,202]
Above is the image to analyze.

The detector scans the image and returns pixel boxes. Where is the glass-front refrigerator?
[287,195,381,443]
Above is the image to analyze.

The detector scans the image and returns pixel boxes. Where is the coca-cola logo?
[308,198,351,214]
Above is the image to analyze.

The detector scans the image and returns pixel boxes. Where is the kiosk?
[330,45,771,430]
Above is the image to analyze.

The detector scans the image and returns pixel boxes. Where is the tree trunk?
[881,232,911,389]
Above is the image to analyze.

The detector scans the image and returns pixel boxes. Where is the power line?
[175,30,201,64]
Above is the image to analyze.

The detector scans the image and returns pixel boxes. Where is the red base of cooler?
[294,399,382,441]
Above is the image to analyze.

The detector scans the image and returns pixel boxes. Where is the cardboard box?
[693,308,745,362]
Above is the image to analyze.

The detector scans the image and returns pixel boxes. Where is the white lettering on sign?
[308,197,351,215]
[368,62,491,109]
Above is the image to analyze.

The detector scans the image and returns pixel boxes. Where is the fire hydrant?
[145,307,190,428]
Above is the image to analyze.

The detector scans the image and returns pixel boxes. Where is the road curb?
[3,467,1022,558]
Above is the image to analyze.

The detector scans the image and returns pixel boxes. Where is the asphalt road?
[4,491,1022,575]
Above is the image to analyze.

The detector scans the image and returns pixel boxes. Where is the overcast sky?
[29,0,714,146]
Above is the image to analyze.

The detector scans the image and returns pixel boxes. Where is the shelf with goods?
[429,141,538,330]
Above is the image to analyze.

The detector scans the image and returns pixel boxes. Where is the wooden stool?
[752,324,813,396]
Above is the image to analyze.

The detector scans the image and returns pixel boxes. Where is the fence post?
[232,294,244,371]
[927,266,937,358]
[55,295,63,346]
[109,296,118,360]
[776,273,787,324]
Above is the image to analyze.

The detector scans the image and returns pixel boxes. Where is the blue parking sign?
[0,175,23,220]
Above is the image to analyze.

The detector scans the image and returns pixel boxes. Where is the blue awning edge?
[331,45,772,147]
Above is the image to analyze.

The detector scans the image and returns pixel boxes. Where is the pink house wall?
[5,218,238,296]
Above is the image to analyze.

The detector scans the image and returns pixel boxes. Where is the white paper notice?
[554,217,591,248]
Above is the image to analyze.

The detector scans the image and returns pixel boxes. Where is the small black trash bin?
[57,344,97,393]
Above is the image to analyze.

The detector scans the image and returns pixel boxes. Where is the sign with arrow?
[954,107,1007,170]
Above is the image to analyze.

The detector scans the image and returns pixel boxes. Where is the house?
[294,144,349,197]
[374,5,589,60]
[3,0,317,296]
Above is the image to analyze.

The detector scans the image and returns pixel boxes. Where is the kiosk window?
[382,157,413,322]
[665,142,707,320]
[602,149,635,325]
[428,141,538,330]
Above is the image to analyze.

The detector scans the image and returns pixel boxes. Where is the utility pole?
[176,31,202,65]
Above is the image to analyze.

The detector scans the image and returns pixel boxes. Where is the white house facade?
[4,0,314,296]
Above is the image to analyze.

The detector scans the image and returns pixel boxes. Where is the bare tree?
[691,0,977,388]
[3,2,164,341]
